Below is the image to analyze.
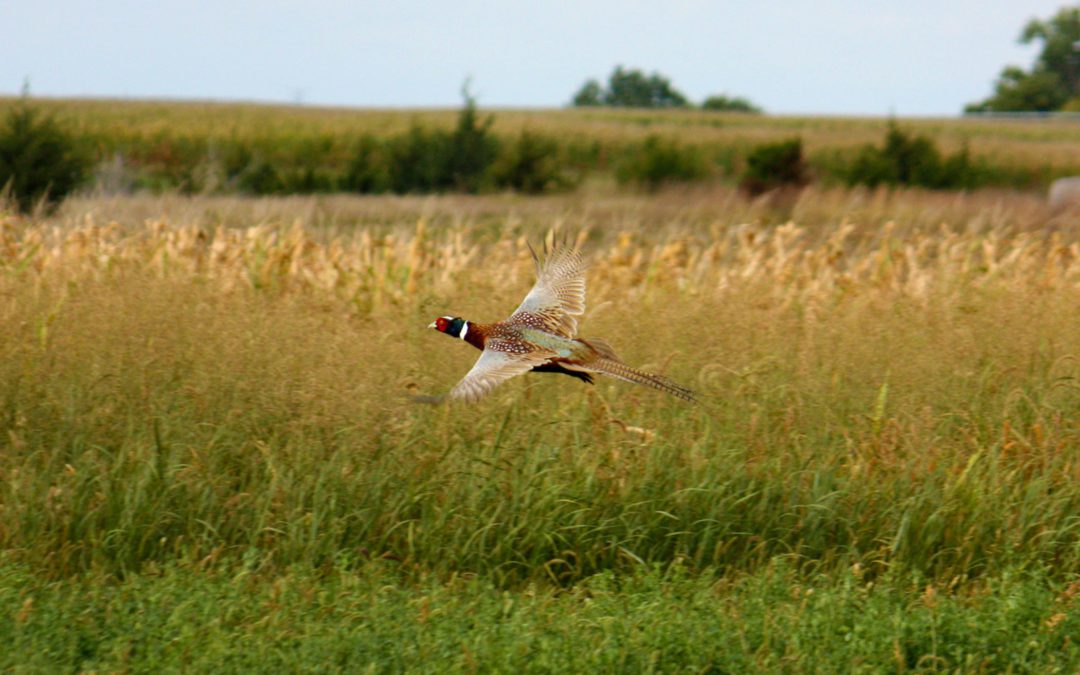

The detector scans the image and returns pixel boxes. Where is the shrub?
[445,87,499,192]
[386,125,452,193]
[492,130,568,193]
[342,135,390,194]
[740,138,807,195]
[615,134,709,190]
[0,98,89,213]
[384,86,499,194]
[236,159,284,195]
[220,142,254,182]
[843,123,980,190]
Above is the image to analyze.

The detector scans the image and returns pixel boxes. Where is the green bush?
[385,124,453,193]
[383,88,500,194]
[236,158,285,195]
[342,135,390,194]
[0,99,89,213]
[615,134,709,190]
[445,88,499,192]
[492,130,568,193]
[843,123,980,189]
[740,138,807,195]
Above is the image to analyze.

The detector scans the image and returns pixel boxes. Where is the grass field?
[12,96,1080,161]
[6,96,1080,193]
[3,173,1080,668]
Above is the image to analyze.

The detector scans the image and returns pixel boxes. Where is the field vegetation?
[4,96,1080,200]
[2,178,1080,668]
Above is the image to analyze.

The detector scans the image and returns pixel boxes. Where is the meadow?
[3,154,1080,666]
[7,96,1080,194]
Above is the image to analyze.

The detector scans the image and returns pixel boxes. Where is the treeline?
[0,93,1075,214]
[572,66,762,113]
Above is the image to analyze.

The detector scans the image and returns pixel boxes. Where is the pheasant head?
[430,316,470,340]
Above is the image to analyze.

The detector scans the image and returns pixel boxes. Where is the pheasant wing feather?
[506,242,586,338]
[449,344,555,402]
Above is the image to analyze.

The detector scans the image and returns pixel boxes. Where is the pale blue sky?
[1,1,1070,115]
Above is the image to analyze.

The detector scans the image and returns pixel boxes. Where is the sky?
[1,1,1071,116]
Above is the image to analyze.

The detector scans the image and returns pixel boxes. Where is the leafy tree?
[572,79,604,107]
[1022,6,1080,98]
[606,66,689,108]
[570,66,689,108]
[0,94,89,213]
[965,67,1068,113]
[702,94,762,114]
[967,5,1080,112]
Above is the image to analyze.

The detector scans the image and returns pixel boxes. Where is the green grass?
[3,560,1078,672]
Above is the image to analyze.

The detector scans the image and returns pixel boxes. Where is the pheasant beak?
[427,321,437,330]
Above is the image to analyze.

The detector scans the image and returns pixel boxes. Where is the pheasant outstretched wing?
[449,345,554,402]
[506,241,586,338]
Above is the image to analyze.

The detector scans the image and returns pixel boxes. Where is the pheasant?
[423,240,696,403]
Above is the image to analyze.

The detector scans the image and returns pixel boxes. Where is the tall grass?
[2,191,1079,587]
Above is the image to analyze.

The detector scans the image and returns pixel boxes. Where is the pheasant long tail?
[590,358,697,403]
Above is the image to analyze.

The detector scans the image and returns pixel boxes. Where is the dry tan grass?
[6,189,1079,415]
[4,189,1077,314]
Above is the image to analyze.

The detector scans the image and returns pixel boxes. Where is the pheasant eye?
[435,317,448,331]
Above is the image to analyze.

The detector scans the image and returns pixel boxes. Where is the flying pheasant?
[423,239,696,403]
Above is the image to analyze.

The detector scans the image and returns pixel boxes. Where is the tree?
[702,94,762,114]
[572,79,604,107]
[569,66,689,108]
[967,5,1080,112]
[606,66,688,108]
[1021,6,1080,98]
[965,67,1068,113]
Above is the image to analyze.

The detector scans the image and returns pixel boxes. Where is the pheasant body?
[426,241,695,403]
